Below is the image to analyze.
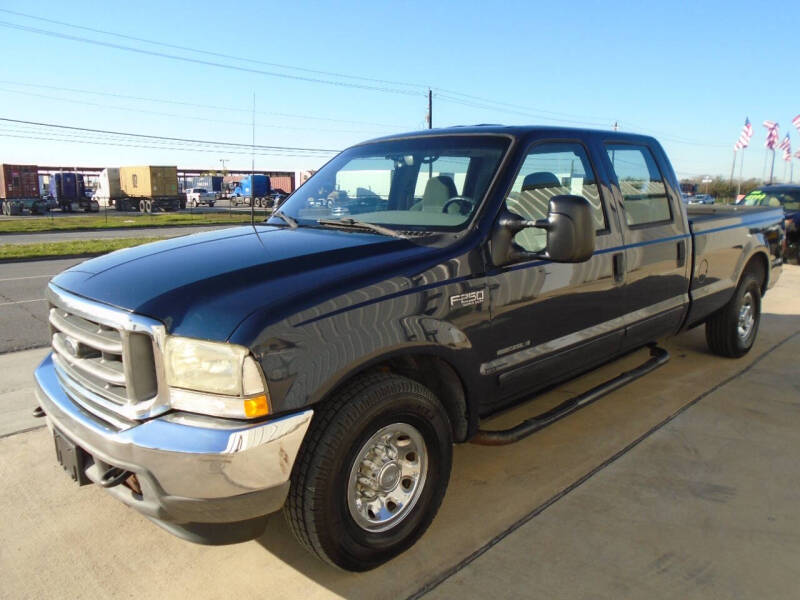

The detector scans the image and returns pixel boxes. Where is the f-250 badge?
[449,289,485,308]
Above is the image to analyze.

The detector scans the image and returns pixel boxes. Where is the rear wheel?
[706,272,762,358]
[285,373,452,571]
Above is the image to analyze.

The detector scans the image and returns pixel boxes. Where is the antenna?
[251,91,255,226]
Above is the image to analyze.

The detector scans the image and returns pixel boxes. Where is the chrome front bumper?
[35,353,312,542]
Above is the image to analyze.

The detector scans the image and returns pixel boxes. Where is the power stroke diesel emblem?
[449,289,485,308]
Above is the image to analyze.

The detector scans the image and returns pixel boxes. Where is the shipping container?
[119,166,179,198]
[267,173,295,194]
[194,175,223,192]
[0,164,40,199]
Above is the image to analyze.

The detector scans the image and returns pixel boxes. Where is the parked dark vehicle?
[688,193,714,204]
[739,185,800,263]
[50,173,99,212]
[35,126,784,571]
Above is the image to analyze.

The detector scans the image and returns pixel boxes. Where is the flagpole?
[769,149,776,184]
[729,149,736,187]
[736,150,744,198]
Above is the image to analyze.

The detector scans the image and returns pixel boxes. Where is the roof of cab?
[355,124,659,147]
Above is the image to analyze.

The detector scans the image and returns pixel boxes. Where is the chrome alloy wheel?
[737,291,756,340]
[347,423,428,532]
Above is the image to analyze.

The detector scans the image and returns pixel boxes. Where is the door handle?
[677,240,686,267]
[612,252,624,284]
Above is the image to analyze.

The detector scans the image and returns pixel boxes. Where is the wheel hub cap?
[347,423,428,532]
[737,292,755,340]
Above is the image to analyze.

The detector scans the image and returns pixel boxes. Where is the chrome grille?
[47,284,169,427]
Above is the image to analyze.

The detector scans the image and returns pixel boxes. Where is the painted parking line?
[0,299,46,307]
[0,275,53,283]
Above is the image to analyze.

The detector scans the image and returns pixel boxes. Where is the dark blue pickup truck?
[35,126,784,570]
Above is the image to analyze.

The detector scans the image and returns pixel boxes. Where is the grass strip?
[0,237,164,260]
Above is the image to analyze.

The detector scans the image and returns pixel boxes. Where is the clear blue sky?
[0,0,797,180]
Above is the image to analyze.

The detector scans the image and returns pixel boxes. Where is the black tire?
[285,372,453,571]
[706,272,762,358]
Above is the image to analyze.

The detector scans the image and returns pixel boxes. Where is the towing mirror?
[491,194,595,265]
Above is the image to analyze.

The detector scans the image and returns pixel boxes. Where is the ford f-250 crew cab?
[35,126,784,571]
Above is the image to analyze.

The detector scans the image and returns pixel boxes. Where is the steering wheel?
[442,196,474,215]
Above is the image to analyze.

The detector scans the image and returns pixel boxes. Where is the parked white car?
[185,188,216,207]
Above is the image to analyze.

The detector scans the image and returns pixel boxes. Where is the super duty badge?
[450,289,486,308]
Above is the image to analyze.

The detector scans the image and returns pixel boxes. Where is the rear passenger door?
[603,142,690,349]
[484,140,627,409]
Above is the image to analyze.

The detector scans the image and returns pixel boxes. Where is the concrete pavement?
[0,266,797,599]
[427,331,800,600]
[0,347,49,438]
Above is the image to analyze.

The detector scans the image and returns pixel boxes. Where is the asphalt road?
[1,267,798,599]
[0,258,82,353]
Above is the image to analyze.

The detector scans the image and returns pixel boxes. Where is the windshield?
[272,135,509,232]
[740,189,800,211]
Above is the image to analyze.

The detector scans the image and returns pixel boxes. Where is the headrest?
[424,175,458,199]
[522,172,561,191]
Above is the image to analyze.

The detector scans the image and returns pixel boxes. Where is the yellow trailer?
[118,166,180,212]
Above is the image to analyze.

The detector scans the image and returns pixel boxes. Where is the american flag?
[734,117,753,150]
[763,120,780,149]
[793,114,800,135]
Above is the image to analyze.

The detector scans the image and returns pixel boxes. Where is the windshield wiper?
[271,210,298,229]
[317,217,406,239]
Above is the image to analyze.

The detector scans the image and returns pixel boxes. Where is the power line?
[0,117,339,153]
[0,20,424,97]
[0,8,427,92]
[0,87,390,135]
[0,130,334,158]
[0,80,404,129]
[434,93,611,127]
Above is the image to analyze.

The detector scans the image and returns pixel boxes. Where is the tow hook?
[98,466,134,489]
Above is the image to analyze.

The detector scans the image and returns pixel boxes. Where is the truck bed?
[684,204,784,328]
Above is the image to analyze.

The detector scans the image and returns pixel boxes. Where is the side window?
[505,142,607,252]
[606,144,671,226]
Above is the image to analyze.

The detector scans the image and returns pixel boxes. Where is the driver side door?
[483,140,628,411]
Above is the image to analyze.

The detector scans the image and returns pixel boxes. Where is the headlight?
[164,336,269,419]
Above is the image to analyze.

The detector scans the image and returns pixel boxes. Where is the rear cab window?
[504,142,608,252]
[605,144,672,227]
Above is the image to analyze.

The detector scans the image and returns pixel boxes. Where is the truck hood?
[52,225,441,342]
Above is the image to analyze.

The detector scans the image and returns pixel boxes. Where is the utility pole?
[427,89,432,129]
[251,92,255,224]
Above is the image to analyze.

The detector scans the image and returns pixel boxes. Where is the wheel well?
[324,354,470,443]
[743,252,768,294]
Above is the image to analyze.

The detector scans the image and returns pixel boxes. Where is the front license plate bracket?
[53,428,91,486]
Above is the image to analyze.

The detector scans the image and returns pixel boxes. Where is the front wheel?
[706,272,762,358]
[285,373,452,571]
